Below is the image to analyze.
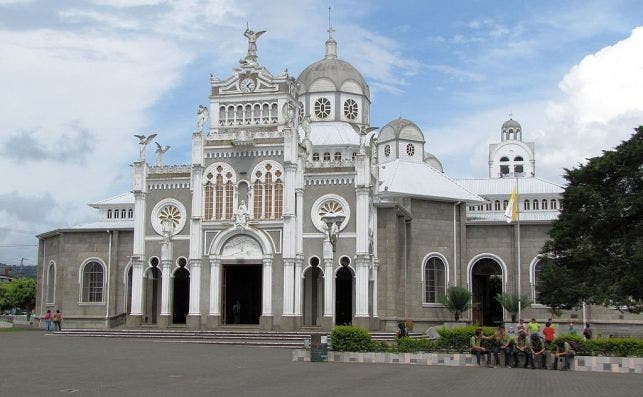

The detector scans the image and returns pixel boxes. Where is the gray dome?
[378,118,425,143]
[502,118,521,131]
[297,58,370,98]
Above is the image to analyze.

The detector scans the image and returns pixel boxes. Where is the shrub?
[551,334,643,357]
[330,325,374,352]
[394,336,439,353]
[372,340,391,352]
[494,293,532,322]
[437,326,496,352]
[438,286,473,321]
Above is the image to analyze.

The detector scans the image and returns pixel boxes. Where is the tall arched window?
[107,210,112,219]
[121,209,126,218]
[114,210,119,219]
[203,163,236,221]
[533,200,539,210]
[423,256,446,304]
[524,200,530,211]
[128,209,133,218]
[494,200,501,211]
[46,262,55,303]
[533,261,544,304]
[251,161,284,220]
[81,261,104,303]
[503,200,509,210]
[550,199,557,209]
[542,199,548,210]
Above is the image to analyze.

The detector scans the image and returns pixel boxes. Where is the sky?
[1,0,642,267]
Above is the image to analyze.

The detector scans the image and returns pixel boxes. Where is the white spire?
[325,6,337,59]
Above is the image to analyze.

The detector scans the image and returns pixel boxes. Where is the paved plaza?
[1,330,641,397]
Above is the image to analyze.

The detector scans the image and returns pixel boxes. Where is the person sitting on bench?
[529,332,547,369]
[513,330,532,368]
[552,340,575,370]
[470,328,492,367]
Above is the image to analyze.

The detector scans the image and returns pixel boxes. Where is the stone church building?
[35,29,641,334]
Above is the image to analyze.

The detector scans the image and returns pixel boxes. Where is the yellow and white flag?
[504,187,518,223]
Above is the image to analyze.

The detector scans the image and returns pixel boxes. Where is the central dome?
[298,57,370,98]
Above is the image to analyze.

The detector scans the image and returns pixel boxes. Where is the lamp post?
[321,212,345,253]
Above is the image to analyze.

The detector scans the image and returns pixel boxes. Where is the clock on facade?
[240,78,256,93]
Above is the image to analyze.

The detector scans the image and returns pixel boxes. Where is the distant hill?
[0,264,38,279]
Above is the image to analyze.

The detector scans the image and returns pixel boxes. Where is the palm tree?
[438,286,473,321]
[495,293,533,322]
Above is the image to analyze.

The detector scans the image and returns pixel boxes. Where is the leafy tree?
[438,286,473,321]
[495,292,532,322]
[0,278,36,311]
[539,127,643,312]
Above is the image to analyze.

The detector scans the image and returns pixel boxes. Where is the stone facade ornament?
[196,105,208,134]
[134,133,157,162]
[240,26,266,67]
[154,142,170,167]
[301,115,313,162]
[233,200,250,229]
[349,123,378,155]
[282,101,296,127]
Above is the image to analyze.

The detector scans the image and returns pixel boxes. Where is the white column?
[294,255,303,316]
[209,257,220,315]
[282,258,294,315]
[262,256,273,316]
[130,258,144,316]
[372,258,379,317]
[188,259,201,315]
[355,255,369,317]
[160,260,172,315]
[323,236,334,317]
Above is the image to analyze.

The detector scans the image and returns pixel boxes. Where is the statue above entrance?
[233,200,250,229]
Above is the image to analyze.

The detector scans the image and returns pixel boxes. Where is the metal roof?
[88,192,134,208]
[467,210,560,223]
[37,220,134,238]
[455,177,564,196]
[379,159,485,203]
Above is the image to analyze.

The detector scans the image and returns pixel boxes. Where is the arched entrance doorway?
[143,260,161,324]
[335,261,353,326]
[303,257,323,326]
[172,260,190,324]
[471,257,504,326]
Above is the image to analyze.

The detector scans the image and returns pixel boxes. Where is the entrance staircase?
[51,328,418,349]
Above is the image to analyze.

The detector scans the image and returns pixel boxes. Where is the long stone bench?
[291,350,643,374]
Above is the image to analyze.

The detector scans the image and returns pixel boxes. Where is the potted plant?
[438,286,473,321]
[495,292,533,322]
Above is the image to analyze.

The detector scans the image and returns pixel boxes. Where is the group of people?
[42,309,63,331]
[470,318,593,370]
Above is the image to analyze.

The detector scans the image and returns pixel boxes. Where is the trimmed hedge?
[436,326,496,352]
[553,334,643,357]
[394,336,439,353]
[330,326,375,352]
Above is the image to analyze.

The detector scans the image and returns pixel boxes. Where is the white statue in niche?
[233,200,250,229]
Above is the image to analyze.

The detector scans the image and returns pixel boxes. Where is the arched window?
[81,261,104,303]
[264,171,273,219]
[503,200,509,210]
[423,256,446,303]
[253,179,263,219]
[312,153,320,161]
[121,209,126,219]
[323,152,331,161]
[500,156,509,162]
[114,210,119,219]
[334,152,342,161]
[274,179,283,218]
[524,200,530,211]
[128,209,133,218]
[251,161,284,220]
[542,199,548,210]
[46,262,55,303]
[533,200,539,210]
[494,200,501,211]
[486,203,492,211]
[533,261,544,304]
[550,199,557,209]
[514,156,523,161]
[107,210,112,219]
[514,165,524,174]
[203,163,236,221]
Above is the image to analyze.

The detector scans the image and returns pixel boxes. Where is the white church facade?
[35,29,642,335]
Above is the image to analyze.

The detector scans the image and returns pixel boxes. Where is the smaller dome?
[297,59,369,98]
[424,152,443,172]
[378,118,425,143]
[502,118,521,131]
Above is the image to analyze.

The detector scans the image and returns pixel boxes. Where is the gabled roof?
[299,121,376,147]
[455,177,564,196]
[378,159,485,203]
[89,192,134,208]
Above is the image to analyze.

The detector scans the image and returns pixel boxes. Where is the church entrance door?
[471,258,503,326]
[222,264,262,325]
[303,262,323,326]
[335,266,353,326]
[143,266,161,324]
[172,266,190,324]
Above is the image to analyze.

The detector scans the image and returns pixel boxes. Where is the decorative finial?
[509,112,513,119]
[327,6,335,39]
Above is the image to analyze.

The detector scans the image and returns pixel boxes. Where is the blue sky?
[1,0,642,265]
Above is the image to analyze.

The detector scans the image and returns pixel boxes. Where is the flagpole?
[516,176,522,322]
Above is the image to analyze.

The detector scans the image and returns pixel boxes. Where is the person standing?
[42,310,52,331]
[517,319,526,334]
[567,322,577,335]
[232,301,241,324]
[583,323,593,340]
[53,310,63,331]
[527,318,540,336]
[543,321,555,347]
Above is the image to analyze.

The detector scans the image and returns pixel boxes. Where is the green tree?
[438,286,473,321]
[0,278,36,311]
[539,127,643,312]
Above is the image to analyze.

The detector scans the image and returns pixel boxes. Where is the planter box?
[291,350,643,374]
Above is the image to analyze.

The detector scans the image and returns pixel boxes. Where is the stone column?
[282,258,294,316]
[294,254,303,316]
[127,160,147,327]
[208,257,221,327]
[129,257,144,317]
[261,256,273,329]
[372,258,379,317]
[354,255,370,318]
[159,259,172,327]
[322,237,334,328]
[187,259,201,328]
